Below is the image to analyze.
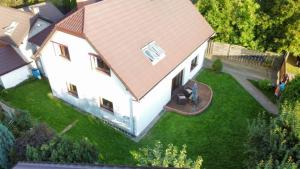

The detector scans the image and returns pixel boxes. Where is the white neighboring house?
[0,3,64,89]
[36,0,214,136]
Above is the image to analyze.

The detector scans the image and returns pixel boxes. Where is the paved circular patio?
[165,80,213,116]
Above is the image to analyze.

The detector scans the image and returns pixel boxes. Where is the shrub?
[3,111,33,138]
[280,76,300,137]
[14,123,55,161]
[0,123,15,169]
[244,113,271,168]
[280,76,300,108]
[26,136,99,163]
[131,141,203,169]
[211,59,223,72]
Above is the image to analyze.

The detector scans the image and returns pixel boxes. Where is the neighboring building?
[0,3,64,89]
[36,0,214,136]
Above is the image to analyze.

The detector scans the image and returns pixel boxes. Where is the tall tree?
[197,0,260,49]
[256,0,300,55]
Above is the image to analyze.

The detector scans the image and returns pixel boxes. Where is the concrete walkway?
[204,59,279,115]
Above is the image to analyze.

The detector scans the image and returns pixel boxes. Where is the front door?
[172,70,184,92]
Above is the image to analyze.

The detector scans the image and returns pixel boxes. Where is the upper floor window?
[59,44,70,60]
[190,56,198,71]
[100,98,114,113]
[142,41,166,65]
[90,54,110,75]
[67,83,78,98]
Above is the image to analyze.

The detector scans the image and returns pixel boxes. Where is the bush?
[26,136,99,163]
[258,79,272,91]
[0,123,15,169]
[3,111,33,138]
[211,59,223,72]
[131,141,203,169]
[13,123,55,162]
[245,110,300,169]
[280,76,300,108]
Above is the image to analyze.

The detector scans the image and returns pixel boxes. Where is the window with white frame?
[142,41,166,65]
[90,54,110,75]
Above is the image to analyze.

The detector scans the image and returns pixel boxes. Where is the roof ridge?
[81,7,85,33]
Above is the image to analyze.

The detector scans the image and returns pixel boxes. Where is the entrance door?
[172,70,184,92]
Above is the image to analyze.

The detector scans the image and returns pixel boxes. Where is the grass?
[0,69,268,169]
[287,56,300,75]
[249,79,277,104]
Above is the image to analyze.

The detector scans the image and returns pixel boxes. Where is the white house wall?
[0,65,31,89]
[132,41,208,136]
[40,31,133,131]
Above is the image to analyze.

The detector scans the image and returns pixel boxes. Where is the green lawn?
[0,70,267,169]
[287,56,300,75]
[248,79,277,104]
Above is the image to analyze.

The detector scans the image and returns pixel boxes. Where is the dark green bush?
[26,136,99,163]
[280,76,300,109]
[3,111,33,138]
[13,123,55,162]
[0,123,15,169]
[258,79,272,91]
[211,59,223,72]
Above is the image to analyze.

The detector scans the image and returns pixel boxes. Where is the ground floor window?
[190,56,198,71]
[67,83,78,97]
[100,98,114,113]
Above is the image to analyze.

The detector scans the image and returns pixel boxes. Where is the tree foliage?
[131,141,203,169]
[197,0,300,56]
[13,123,55,161]
[0,123,15,169]
[2,111,33,138]
[197,0,260,49]
[245,77,300,169]
[51,0,77,14]
[26,136,99,163]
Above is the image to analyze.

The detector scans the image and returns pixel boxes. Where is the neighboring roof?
[53,0,215,100]
[13,162,168,169]
[0,45,28,76]
[21,2,65,23]
[29,24,55,46]
[0,6,34,46]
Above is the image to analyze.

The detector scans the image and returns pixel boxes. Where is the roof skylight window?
[4,21,19,36]
[142,41,166,65]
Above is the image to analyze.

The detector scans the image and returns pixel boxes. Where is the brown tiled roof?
[0,6,34,46]
[51,0,214,100]
[56,8,84,35]
[0,45,28,76]
[28,24,55,46]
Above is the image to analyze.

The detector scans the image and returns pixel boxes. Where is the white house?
[36,0,214,136]
[0,3,64,89]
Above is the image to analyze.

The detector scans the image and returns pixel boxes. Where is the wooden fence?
[206,41,287,84]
